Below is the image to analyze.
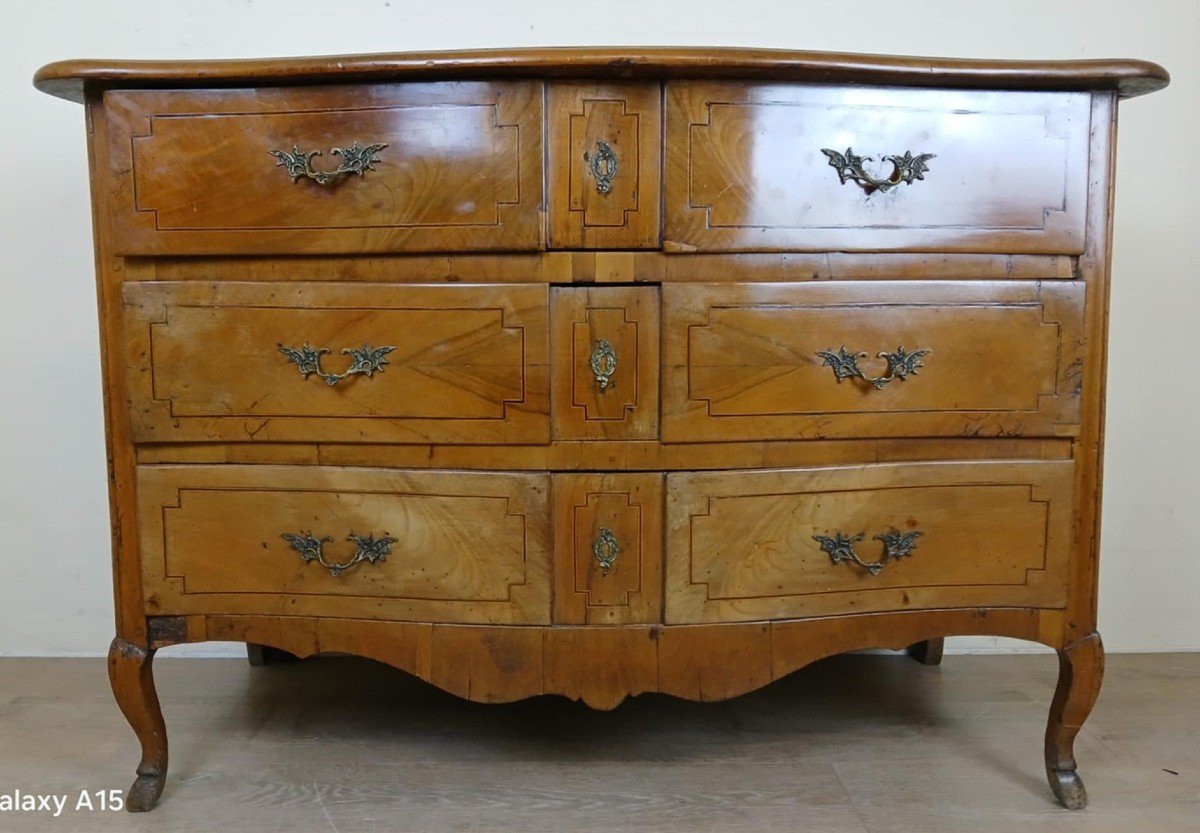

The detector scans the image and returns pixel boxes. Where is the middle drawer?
[662,281,1084,442]
[123,281,552,444]
[124,280,1083,445]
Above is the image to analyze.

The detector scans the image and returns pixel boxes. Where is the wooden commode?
[34,47,1168,812]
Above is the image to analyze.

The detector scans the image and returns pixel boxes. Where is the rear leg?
[246,643,299,666]
[906,638,944,666]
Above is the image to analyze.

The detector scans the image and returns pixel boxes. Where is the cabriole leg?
[906,638,945,665]
[108,637,168,812]
[1045,632,1103,810]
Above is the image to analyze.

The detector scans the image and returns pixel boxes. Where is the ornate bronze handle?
[813,528,923,576]
[583,140,618,195]
[278,342,395,387]
[282,531,397,577]
[592,528,620,575]
[816,345,930,390]
[589,339,617,391]
[820,147,935,195]
[269,141,387,185]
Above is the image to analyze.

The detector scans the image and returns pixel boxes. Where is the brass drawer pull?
[584,139,618,195]
[269,141,388,185]
[589,339,618,391]
[592,527,620,575]
[282,531,397,577]
[817,345,930,390]
[820,147,935,195]
[813,528,923,576]
[278,342,395,387]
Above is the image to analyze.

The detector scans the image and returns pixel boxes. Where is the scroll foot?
[1048,768,1089,811]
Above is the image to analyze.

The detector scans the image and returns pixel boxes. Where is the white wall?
[1,0,1196,657]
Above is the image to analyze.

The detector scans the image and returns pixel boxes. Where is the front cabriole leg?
[108,638,168,811]
[1045,632,1104,810]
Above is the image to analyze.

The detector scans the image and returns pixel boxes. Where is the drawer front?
[553,474,663,624]
[665,83,1090,253]
[105,82,543,255]
[548,83,662,249]
[123,282,550,444]
[662,281,1084,442]
[666,461,1073,624]
[138,466,551,624]
[551,286,660,440]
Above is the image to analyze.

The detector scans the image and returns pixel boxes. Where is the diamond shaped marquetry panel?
[123,282,550,445]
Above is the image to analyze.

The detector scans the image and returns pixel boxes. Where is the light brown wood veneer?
[548,83,662,249]
[137,465,551,624]
[665,84,1090,253]
[665,460,1073,623]
[662,281,1084,442]
[37,46,1167,812]
[104,83,544,255]
[122,281,550,444]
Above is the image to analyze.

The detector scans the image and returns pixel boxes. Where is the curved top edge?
[34,46,1169,103]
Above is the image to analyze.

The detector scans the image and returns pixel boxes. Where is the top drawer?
[665,83,1091,254]
[103,82,544,255]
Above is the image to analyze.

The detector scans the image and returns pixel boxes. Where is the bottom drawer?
[665,460,1073,624]
[137,466,551,624]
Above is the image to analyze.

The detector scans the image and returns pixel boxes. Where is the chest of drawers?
[35,47,1167,813]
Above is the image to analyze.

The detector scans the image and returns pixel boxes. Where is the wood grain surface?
[665,84,1090,254]
[548,83,662,249]
[663,281,1084,442]
[140,250,1076,284]
[34,46,1168,812]
[166,606,1065,710]
[552,473,664,625]
[122,281,551,444]
[104,83,544,255]
[34,47,1170,102]
[551,286,660,440]
[137,466,552,625]
[666,460,1074,623]
[107,639,167,811]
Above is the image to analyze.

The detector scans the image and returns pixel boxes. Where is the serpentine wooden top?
[35,46,1169,103]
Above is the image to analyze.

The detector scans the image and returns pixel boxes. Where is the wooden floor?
[0,651,1196,832]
